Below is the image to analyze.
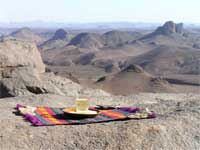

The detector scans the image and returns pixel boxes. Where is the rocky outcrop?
[121,64,144,73]
[154,21,184,35]
[0,39,46,97]
[0,67,45,97]
[0,39,45,73]
[175,23,184,34]
[0,67,110,98]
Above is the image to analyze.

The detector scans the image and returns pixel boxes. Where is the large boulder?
[0,67,45,97]
[0,67,110,98]
[0,38,45,73]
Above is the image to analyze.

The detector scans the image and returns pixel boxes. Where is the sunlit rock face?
[0,38,45,73]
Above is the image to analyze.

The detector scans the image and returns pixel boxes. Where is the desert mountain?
[68,30,142,49]
[139,21,189,46]
[127,45,200,75]
[40,44,95,66]
[102,30,141,47]
[9,27,43,44]
[51,29,69,40]
[41,30,137,67]
[36,21,200,94]
[41,30,147,70]
[154,21,184,35]
[39,29,70,51]
[95,64,175,95]
[142,21,184,38]
[69,32,103,49]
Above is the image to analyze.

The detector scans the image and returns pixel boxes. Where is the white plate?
[63,107,98,118]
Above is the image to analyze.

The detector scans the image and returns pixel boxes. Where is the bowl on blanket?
[63,107,99,119]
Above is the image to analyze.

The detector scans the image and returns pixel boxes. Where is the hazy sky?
[0,0,199,23]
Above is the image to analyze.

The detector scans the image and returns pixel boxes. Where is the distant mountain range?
[0,21,161,29]
[0,21,200,29]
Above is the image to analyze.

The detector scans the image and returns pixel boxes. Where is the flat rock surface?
[0,93,200,150]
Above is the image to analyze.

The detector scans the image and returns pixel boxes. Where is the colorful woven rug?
[15,104,156,126]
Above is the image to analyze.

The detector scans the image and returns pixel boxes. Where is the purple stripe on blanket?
[148,112,157,119]
[16,104,44,126]
[16,104,24,110]
[117,107,140,113]
[24,114,44,126]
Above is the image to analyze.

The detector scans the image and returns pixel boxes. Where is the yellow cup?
[75,99,89,112]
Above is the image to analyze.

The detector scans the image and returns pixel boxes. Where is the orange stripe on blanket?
[36,107,63,124]
[45,107,68,124]
[100,110,127,119]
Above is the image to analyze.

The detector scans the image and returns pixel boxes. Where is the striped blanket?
[16,104,156,126]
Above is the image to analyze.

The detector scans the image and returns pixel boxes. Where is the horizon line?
[1,20,200,24]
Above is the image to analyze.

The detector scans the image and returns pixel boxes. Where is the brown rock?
[0,39,45,73]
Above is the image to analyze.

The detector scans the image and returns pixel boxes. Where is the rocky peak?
[122,64,144,73]
[11,27,32,35]
[9,27,43,44]
[155,21,184,35]
[52,29,69,40]
[69,32,103,49]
